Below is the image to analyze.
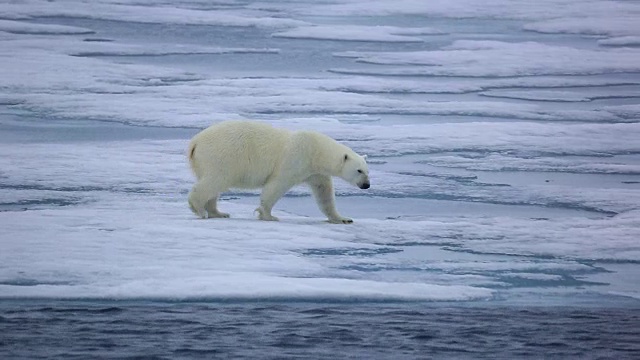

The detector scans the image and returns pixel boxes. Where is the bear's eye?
[357,169,363,174]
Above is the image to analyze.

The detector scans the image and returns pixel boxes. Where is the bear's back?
[190,121,291,186]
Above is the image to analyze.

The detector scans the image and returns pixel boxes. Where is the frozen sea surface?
[1,0,640,358]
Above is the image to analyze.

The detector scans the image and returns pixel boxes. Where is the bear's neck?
[307,135,346,177]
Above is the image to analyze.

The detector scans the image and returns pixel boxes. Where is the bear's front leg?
[306,174,353,224]
[256,178,295,221]
[328,217,354,224]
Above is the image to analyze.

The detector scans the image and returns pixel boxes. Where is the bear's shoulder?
[292,130,333,142]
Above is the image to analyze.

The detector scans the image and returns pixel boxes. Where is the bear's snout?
[360,182,370,189]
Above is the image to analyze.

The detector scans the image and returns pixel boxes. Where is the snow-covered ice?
[599,36,640,47]
[0,0,639,305]
[0,19,94,35]
[335,40,640,76]
[272,25,443,43]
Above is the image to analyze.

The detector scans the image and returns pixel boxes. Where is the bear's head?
[340,153,370,189]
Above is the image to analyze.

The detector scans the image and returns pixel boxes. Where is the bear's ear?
[362,154,368,160]
[344,154,348,162]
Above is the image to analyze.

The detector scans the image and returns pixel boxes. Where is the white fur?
[187,121,370,223]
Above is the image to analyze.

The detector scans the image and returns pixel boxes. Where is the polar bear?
[187,120,370,223]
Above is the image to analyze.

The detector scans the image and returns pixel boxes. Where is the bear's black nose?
[360,182,370,189]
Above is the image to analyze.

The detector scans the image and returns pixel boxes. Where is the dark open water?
[1,301,639,359]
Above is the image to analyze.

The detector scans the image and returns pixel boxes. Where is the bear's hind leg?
[188,177,229,219]
[205,196,230,218]
[188,188,207,219]
[256,177,295,221]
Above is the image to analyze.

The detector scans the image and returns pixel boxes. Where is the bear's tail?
[187,140,197,175]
